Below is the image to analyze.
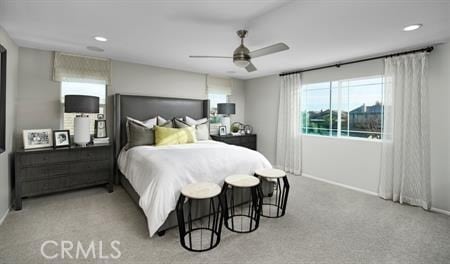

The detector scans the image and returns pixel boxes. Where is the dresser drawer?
[70,171,110,186]
[70,160,111,174]
[21,176,70,196]
[77,147,110,161]
[18,151,76,166]
[20,164,70,181]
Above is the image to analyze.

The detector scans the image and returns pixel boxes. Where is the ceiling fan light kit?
[189,29,289,73]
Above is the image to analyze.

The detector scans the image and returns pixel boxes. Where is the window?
[61,81,106,135]
[208,93,228,124]
[302,76,383,139]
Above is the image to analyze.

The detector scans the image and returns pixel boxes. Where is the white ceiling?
[0,0,449,80]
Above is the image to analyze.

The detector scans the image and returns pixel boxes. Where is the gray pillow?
[126,120,155,150]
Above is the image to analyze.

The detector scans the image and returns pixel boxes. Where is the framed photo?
[219,126,227,136]
[23,129,53,149]
[95,120,107,138]
[53,130,71,148]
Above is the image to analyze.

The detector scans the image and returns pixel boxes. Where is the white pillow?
[185,116,208,126]
[127,116,157,128]
[184,116,209,140]
[157,116,168,125]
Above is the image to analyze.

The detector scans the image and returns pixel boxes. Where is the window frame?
[301,75,384,141]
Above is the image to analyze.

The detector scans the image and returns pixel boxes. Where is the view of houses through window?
[301,76,384,139]
[61,81,106,135]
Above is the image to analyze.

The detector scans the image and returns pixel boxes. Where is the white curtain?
[275,73,302,175]
[379,52,431,209]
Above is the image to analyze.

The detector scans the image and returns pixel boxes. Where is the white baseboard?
[301,173,378,196]
[430,207,450,216]
[0,208,9,226]
[301,173,450,216]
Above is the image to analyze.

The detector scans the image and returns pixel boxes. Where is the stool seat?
[181,182,221,199]
[255,168,286,179]
[225,174,260,188]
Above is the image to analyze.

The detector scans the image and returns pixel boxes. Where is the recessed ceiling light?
[226,71,236,74]
[86,46,104,52]
[403,24,422,32]
[94,36,108,42]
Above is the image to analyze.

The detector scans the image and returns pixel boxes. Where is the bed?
[113,94,272,237]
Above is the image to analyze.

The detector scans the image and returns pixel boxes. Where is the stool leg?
[176,194,186,247]
[282,176,290,216]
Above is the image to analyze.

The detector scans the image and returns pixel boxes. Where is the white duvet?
[117,140,272,237]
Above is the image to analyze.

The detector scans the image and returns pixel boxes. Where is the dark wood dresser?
[210,134,257,150]
[14,144,113,210]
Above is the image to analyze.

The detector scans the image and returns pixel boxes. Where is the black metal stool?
[176,182,223,252]
[255,168,290,218]
[222,174,263,233]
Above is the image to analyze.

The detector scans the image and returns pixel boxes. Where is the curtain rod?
[279,46,434,77]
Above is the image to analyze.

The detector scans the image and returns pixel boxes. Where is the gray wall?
[0,26,18,223]
[16,48,246,147]
[244,43,450,212]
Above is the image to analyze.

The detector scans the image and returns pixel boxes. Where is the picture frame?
[23,129,53,149]
[219,126,227,136]
[94,119,107,138]
[53,130,71,148]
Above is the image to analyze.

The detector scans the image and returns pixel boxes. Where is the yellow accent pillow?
[154,126,197,146]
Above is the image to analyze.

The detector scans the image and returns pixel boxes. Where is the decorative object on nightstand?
[52,130,70,148]
[22,129,53,149]
[231,122,245,135]
[13,143,114,210]
[65,95,99,147]
[244,125,253,135]
[210,134,257,150]
[218,126,227,136]
[217,103,235,134]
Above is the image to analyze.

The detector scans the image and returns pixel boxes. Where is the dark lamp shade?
[217,103,236,115]
[64,95,99,113]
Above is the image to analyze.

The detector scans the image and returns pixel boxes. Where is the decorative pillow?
[173,119,192,129]
[185,116,208,126]
[175,119,209,141]
[126,120,155,149]
[154,126,197,146]
[157,116,168,125]
[195,122,209,141]
[127,116,157,128]
[159,119,174,128]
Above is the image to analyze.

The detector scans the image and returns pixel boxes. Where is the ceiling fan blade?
[245,62,257,72]
[249,43,289,58]
[189,55,232,59]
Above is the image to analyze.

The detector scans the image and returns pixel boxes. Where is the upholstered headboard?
[113,94,209,176]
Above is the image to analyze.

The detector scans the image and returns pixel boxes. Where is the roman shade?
[53,52,112,84]
[206,75,232,95]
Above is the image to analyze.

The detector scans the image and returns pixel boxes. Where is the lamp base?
[74,116,90,147]
[221,116,231,134]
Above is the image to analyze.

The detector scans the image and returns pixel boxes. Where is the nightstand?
[210,134,257,150]
[13,144,114,210]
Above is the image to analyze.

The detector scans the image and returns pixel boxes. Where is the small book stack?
[92,137,110,145]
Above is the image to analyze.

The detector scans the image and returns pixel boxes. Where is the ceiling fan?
[189,30,289,72]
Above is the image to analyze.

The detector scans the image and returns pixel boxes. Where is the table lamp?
[65,95,99,147]
[217,103,235,134]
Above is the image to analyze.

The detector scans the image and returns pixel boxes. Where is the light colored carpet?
[0,176,449,264]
